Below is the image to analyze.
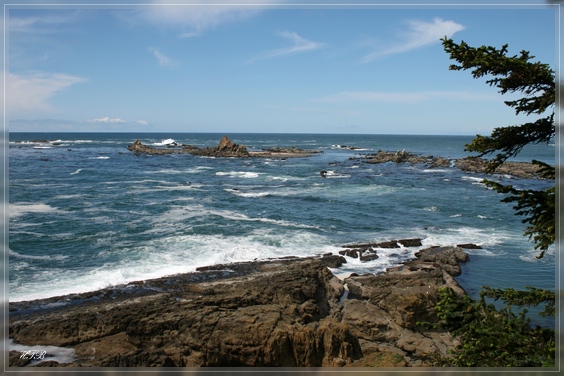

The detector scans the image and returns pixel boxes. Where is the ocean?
[8,132,556,327]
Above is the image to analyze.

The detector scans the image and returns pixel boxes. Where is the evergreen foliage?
[424,39,557,367]
[425,287,555,367]
[441,38,555,257]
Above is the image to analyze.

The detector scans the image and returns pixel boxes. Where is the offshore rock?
[127,136,250,158]
[453,157,544,179]
[9,248,468,367]
[189,135,250,158]
[127,137,321,158]
[360,150,451,168]
[356,150,547,179]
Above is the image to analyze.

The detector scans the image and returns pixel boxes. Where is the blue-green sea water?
[8,133,555,326]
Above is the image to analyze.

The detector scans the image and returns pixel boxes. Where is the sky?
[4,0,559,135]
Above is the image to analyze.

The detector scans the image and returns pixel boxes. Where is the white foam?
[322,170,350,179]
[461,176,485,185]
[421,226,509,253]
[216,171,260,178]
[70,169,82,175]
[422,206,439,212]
[9,249,68,261]
[10,229,333,302]
[153,138,176,146]
[90,156,110,159]
[10,203,59,218]
[224,189,270,198]
[422,169,452,173]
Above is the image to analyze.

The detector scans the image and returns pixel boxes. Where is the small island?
[354,150,549,179]
[127,136,322,159]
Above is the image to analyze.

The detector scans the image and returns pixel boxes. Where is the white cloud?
[247,31,324,63]
[132,1,274,37]
[315,90,497,104]
[148,47,177,67]
[9,11,81,34]
[91,117,126,123]
[362,17,465,62]
[136,120,149,125]
[6,72,85,115]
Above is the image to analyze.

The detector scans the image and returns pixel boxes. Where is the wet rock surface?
[9,247,469,368]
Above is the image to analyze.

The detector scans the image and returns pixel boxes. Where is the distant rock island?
[127,136,322,158]
[355,150,550,179]
[9,244,470,367]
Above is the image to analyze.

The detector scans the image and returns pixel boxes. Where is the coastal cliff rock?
[9,247,468,368]
[357,150,546,179]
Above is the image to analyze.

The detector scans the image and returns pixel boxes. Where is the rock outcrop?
[9,247,469,368]
[127,136,321,159]
[356,150,548,179]
[339,238,422,261]
[127,136,250,158]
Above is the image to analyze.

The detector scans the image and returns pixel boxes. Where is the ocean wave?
[224,189,270,198]
[10,203,60,218]
[216,171,260,178]
[153,138,177,146]
[321,170,350,179]
[422,206,439,212]
[9,229,334,302]
[70,169,82,175]
[9,249,68,261]
[421,226,510,255]
[461,176,485,185]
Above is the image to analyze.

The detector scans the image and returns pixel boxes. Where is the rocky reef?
[9,245,469,368]
[352,150,552,179]
[357,150,548,179]
[127,136,320,158]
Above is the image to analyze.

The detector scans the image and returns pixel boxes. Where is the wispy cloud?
[130,0,275,38]
[6,72,85,115]
[137,120,149,125]
[362,17,465,62]
[90,117,126,123]
[148,47,177,67]
[247,31,324,63]
[315,90,497,104]
[9,11,82,34]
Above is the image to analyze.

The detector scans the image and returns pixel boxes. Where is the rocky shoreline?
[126,137,548,179]
[355,150,547,179]
[127,136,322,159]
[9,244,471,368]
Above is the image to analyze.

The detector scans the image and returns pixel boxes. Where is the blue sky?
[5,1,559,134]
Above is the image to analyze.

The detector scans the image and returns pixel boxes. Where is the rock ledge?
[9,247,469,368]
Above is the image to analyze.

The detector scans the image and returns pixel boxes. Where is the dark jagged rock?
[457,243,482,249]
[398,238,423,247]
[339,239,422,263]
[9,247,469,367]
